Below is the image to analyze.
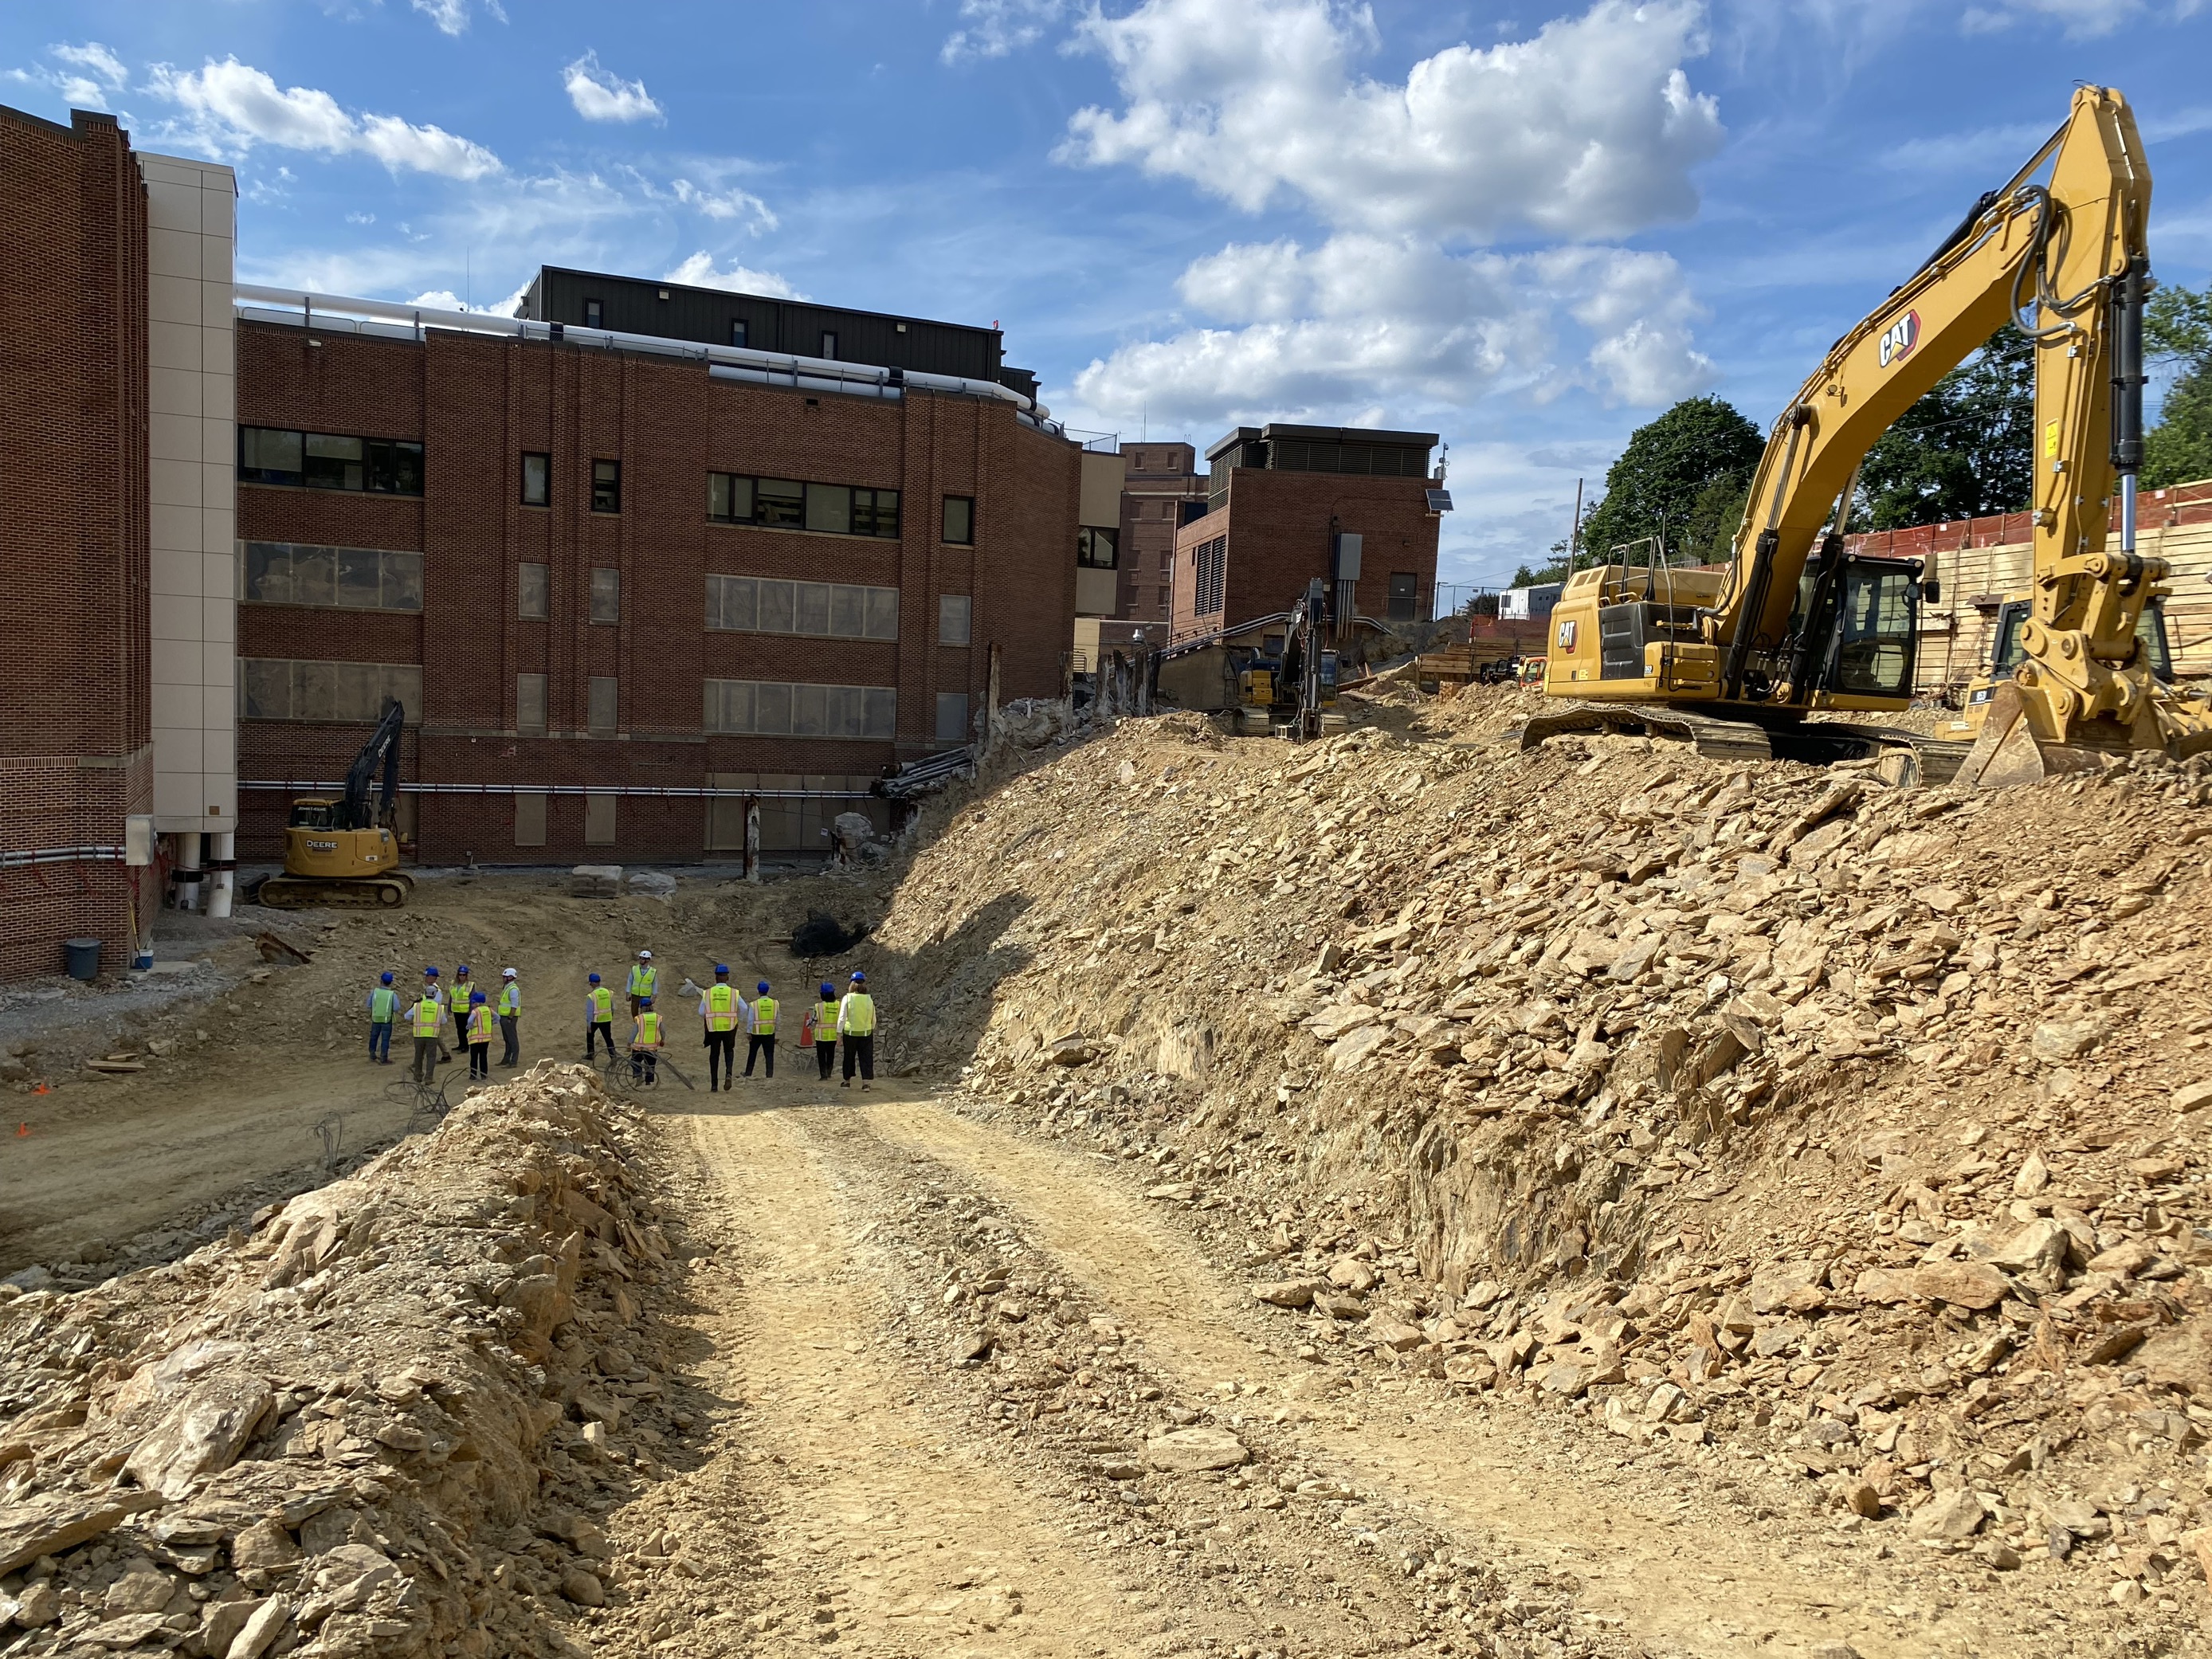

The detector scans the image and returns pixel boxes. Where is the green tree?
[2145,276,2212,489]
[1575,396,1763,568]
[1853,324,2034,530]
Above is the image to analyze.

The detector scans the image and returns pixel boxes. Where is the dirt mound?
[863,707,2212,1630]
[0,1065,691,1658]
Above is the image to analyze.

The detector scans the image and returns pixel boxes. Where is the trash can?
[64,937,102,982]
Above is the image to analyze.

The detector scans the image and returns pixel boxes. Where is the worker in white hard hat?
[626,949,657,1018]
[496,967,521,1068]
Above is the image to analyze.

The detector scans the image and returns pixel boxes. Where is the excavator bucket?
[1954,682,2183,788]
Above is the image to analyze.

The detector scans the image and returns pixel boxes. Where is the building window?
[583,297,603,328]
[707,473,898,538]
[239,427,423,496]
[1077,527,1118,569]
[585,792,616,845]
[515,791,547,848]
[591,460,621,514]
[706,575,897,640]
[1388,571,1422,623]
[730,319,748,348]
[518,562,550,620]
[938,593,971,647]
[1195,535,1227,615]
[240,543,422,611]
[590,568,621,624]
[587,676,618,735]
[516,673,547,735]
[935,692,970,743]
[521,453,549,506]
[240,659,422,724]
[943,495,974,545]
[820,330,838,359]
[704,680,895,739]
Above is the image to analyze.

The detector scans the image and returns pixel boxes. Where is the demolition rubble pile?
[0,1066,685,1658]
[873,690,2212,1590]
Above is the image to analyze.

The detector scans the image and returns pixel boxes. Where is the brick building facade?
[1115,442,1206,625]
[0,107,158,980]
[233,302,1081,864]
[1171,425,1442,643]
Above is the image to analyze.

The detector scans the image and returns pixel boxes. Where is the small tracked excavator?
[1529,85,2212,782]
[257,698,413,909]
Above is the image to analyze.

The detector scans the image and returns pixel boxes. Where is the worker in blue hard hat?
[366,971,398,1065]
[630,994,662,1086]
[702,964,739,1091]
[584,972,616,1062]
[745,980,778,1079]
[465,990,495,1081]
[810,979,841,1082]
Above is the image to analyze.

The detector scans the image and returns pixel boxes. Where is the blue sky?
[6,0,2210,591]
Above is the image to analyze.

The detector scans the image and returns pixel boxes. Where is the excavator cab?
[1772,554,1923,705]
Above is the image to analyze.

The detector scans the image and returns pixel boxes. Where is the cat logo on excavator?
[1878,309,1920,367]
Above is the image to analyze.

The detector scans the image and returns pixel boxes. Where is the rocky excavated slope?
[862,688,2212,1630]
[0,1066,690,1658]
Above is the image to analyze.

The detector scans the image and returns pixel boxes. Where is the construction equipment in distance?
[1236,578,1340,736]
[1951,594,2175,737]
[258,698,413,909]
[1535,85,2211,782]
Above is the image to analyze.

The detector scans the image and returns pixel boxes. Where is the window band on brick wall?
[239,426,423,495]
[240,660,423,723]
[708,473,900,538]
[706,575,897,641]
[704,680,896,739]
[239,542,423,610]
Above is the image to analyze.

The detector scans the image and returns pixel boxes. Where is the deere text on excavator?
[256,698,413,909]
[1528,86,2211,783]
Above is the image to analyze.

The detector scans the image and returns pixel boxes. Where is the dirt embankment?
[0,1066,695,1659]
[855,689,2212,1637]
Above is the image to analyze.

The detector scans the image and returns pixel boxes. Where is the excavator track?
[1513,702,1972,782]
[257,873,414,910]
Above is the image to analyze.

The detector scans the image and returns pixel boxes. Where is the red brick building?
[1116,441,1206,625]
[1171,425,1443,642]
[0,107,158,980]
[232,284,1082,864]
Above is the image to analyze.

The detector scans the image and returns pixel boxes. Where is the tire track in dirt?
[858,1098,2056,1659]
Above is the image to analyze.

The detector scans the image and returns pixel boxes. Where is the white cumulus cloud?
[412,0,508,35]
[665,252,803,300]
[1960,0,2202,36]
[563,52,663,123]
[7,40,129,108]
[1060,0,1723,242]
[406,282,529,316]
[942,0,1073,62]
[147,57,500,178]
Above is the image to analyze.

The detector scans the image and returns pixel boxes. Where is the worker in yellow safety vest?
[626,951,657,1017]
[465,990,496,1081]
[366,971,398,1065]
[703,965,739,1092]
[409,977,445,1084]
[585,973,616,1062]
[496,967,521,1067]
[838,971,877,1091]
[630,995,662,1086]
[745,981,778,1079]
[811,979,840,1082]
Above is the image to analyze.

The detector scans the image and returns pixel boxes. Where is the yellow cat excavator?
[1532,85,2211,782]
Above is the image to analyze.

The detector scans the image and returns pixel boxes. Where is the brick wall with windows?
[1116,442,1206,626]
[0,107,156,981]
[235,317,1079,863]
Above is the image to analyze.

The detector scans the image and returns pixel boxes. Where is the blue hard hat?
[425,966,439,977]
[715,963,728,975]
[456,964,470,974]
[640,994,654,1006]
[821,982,835,998]
[757,980,770,994]
[588,972,601,983]
[850,971,865,983]
[380,971,394,984]
[471,990,486,1004]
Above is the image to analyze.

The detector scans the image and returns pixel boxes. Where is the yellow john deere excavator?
[1532,85,2210,782]
[257,697,413,908]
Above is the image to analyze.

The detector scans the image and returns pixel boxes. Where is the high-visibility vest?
[411,998,443,1037]
[635,1011,661,1049]
[817,998,840,1040]
[369,986,397,1022]
[496,982,519,1016]
[627,964,657,998]
[840,992,876,1036]
[754,996,778,1035]
[590,986,614,1022]
[451,979,472,1014]
[706,984,737,1032]
[467,1005,495,1043]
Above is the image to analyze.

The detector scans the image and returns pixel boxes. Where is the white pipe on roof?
[231,283,1050,422]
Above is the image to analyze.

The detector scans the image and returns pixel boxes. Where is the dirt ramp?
[0,1064,679,1658]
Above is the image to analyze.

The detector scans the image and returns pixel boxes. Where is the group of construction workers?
[368,947,877,1094]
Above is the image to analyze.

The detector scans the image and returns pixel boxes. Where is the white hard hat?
[638,949,653,959]
[502,967,516,978]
